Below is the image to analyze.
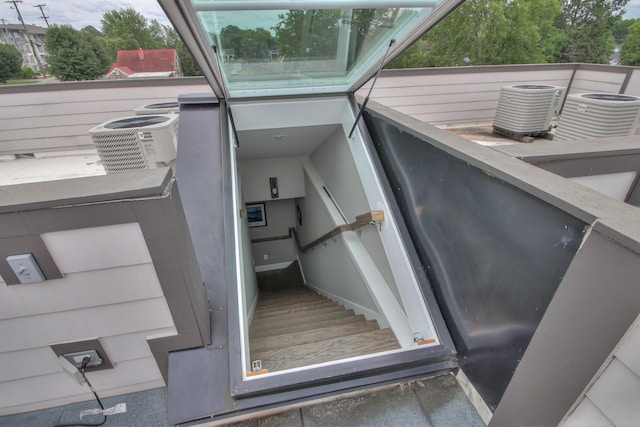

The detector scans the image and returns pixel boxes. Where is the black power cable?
[53,357,108,427]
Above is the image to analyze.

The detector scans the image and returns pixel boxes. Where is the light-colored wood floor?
[249,287,399,373]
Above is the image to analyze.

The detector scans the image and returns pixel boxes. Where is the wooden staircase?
[249,287,400,373]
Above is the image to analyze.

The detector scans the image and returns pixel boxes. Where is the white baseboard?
[254,261,293,273]
[304,283,389,329]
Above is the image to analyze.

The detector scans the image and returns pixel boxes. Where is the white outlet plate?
[6,254,46,284]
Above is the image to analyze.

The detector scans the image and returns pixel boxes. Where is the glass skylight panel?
[190,0,441,97]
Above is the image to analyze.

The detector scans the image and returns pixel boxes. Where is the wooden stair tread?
[255,294,326,310]
[250,320,380,353]
[254,300,336,318]
[250,309,355,338]
[252,305,347,327]
[252,329,400,372]
[250,313,368,339]
[257,288,316,301]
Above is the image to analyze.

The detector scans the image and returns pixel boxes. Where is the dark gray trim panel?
[0,168,172,213]
[380,63,576,78]
[0,76,209,95]
[494,136,640,177]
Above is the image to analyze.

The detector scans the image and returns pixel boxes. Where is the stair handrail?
[291,211,384,253]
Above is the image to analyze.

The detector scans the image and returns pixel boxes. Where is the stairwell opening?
[228,97,442,378]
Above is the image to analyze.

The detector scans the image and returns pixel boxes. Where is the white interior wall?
[238,157,305,202]
[296,173,381,320]
[570,172,638,202]
[0,223,176,415]
[249,199,297,268]
[309,129,403,305]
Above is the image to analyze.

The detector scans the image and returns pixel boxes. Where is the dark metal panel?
[0,76,209,95]
[168,95,233,425]
[625,174,640,206]
[135,187,210,346]
[363,110,586,410]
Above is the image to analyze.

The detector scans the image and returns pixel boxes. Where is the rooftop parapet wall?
[1,64,638,156]
[0,77,212,156]
[358,63,640,127]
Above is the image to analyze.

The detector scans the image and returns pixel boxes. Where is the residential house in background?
[0,23,47,72]
[106,48,182,79]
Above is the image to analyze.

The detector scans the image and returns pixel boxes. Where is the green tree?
[389,0,561,68]
[45,25,109,81]
[621,20,640,65]
[0,43,22,83]
[162,26,201,76]
[101,8,160,49]
[81,26,111,71]
[611,17,636,43]
[555,0,628,63]
[274,10,342,58]
[14,65,38,79]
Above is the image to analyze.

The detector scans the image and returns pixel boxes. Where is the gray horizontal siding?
[2,65,639,155]
[360,64,638,127]
[0,78,212,155]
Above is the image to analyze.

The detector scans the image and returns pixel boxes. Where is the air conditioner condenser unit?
[134,101,180,115]
[89,114,179,174]
[493,84,565,136]
[555,93,640,141]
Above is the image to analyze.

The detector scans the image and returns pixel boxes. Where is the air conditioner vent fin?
[493,84,565,135]
[89,114,178,174]
[555,93,640,141]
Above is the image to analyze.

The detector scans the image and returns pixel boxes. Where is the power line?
[33,4,49,27]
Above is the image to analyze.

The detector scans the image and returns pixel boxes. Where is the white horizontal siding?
[0,297,174,353]
[41,223,152,273]
[0,81,212,154]
[568,70,626,95]
[0,265,164,320]
[0,223,177,413]
[0,327,175,382]
[0,357,164,414]
[623,70,640,96]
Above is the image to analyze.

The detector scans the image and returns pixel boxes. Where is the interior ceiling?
[236,124,341,161]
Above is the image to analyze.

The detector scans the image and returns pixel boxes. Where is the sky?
[2,0,640,30]
[0,1,171,30]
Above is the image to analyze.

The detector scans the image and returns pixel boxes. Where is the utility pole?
[33,4,49,27]
[5,0,46,76]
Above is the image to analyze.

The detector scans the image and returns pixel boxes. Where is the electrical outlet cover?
[6,254,46,284]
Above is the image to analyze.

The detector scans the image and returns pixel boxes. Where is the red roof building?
[107,48,182,79]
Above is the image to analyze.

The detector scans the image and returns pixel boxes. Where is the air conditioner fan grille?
[92,131,147,173]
